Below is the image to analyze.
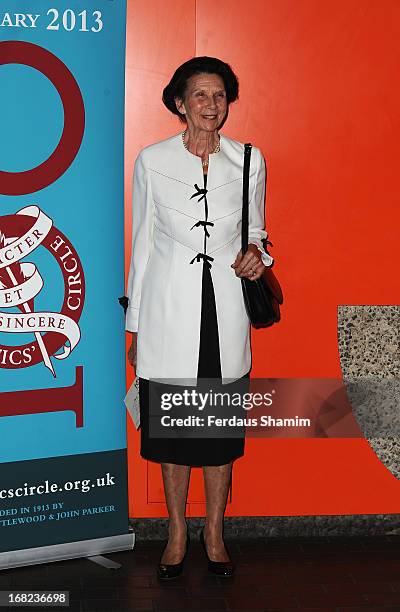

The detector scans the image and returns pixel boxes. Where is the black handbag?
[241,143,283,328]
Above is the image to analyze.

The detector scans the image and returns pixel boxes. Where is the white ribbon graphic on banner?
[0,206,52,268]
[0,263,43,307]
[0,206,81,376]
[0,312,80,360]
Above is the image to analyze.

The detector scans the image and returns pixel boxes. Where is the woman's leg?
[202,462,232,561]
[160,462,191,564]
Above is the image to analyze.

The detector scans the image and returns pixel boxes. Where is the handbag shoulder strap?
[241,143,252,254]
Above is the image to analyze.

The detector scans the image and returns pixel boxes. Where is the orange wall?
[125,0,400,517]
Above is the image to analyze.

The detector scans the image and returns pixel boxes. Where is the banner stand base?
[87,555,122,570]
[0,532,135,571]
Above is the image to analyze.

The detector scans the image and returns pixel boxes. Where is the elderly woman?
[126,56,273,579]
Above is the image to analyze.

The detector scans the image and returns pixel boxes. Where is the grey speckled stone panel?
[338,305,400,479]
[129,515,400,539]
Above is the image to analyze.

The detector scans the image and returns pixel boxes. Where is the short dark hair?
[162,56,239,122]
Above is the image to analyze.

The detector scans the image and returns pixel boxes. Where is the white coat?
[125,132,274,385]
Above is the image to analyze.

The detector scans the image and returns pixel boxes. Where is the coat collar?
[154,132,244,192]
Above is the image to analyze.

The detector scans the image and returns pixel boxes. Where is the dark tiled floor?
[1,535,400,611]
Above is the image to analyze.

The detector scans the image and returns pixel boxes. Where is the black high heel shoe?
[157,525,190,580]
[200,527,235,578]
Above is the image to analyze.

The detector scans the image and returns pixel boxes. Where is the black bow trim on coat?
[189,252,214,269]
[190,220,215,237]
[190,184,208,202]
[118,295,129,314]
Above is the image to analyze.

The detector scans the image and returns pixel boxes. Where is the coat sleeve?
[248,147,274,267]
[125,151,154,332]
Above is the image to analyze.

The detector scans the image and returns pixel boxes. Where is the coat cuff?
[125,306,139,332]
[250,242,274,267]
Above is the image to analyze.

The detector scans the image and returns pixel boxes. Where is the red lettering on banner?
[0,366,83,427]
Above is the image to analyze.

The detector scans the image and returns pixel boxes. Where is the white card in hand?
[124,377,140,429]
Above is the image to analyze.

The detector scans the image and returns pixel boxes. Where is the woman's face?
[175,72,228,132]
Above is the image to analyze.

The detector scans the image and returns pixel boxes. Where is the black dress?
[138,173,249,466]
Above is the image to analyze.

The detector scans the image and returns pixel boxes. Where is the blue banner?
[0,1,129,556]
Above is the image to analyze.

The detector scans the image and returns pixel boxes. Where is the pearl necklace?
[182,130,220,167]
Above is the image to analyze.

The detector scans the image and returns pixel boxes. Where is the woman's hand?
[128,332,137,368]
[231,244,265,280]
